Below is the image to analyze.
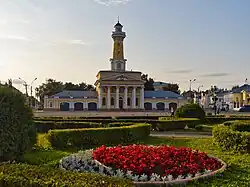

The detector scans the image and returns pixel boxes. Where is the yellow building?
[232,84,250,109]
[44,20,187,111]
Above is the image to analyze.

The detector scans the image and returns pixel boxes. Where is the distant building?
[232,84,250,109]
[153,81,170,91]
[43,21,188,112]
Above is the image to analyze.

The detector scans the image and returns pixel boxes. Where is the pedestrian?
[171,108,174,117]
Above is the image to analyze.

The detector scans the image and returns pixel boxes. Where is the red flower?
[93,145,222,177]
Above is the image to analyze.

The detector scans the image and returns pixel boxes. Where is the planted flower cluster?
[60,145,223,182]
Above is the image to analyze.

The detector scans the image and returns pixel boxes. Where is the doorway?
[119,97,123,109]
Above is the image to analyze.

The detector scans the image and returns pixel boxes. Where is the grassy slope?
[22,135,250,187]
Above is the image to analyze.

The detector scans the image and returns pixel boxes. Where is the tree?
[0,87,36,162]
[232,85,239,90]
[36,79,64,102]
[35,79,96,103]
[141,74,154,91]
[162,84,180,94]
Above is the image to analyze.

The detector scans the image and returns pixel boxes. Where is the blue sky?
[0,0,250,92]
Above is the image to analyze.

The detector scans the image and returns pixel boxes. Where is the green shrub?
[0,163,133,187]
[213,125,250,153]
[205,116,250,124]
[35,121,102,133]
[0,87,36,162]
[106,122,134,128]
[223,120,250,132]
[47,123,151,149]
[156,118,200,131]
[175,103,205,120]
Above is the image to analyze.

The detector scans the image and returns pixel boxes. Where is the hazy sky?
[0,0,250,93]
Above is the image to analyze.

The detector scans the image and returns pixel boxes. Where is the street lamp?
[212,93,218,115]
[189,79,196,91]
[18,77,37,107]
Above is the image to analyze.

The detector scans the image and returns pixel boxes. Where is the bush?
[223,120,250,132]
[0,87,36,162]
[205,116,250,125]
[175,103,205,120]
[0,163,133,187]
[47,123,151,149]
[106,122,134,128]
[35,121,102,133]
[156,118,200,131]
[213,125,250,153]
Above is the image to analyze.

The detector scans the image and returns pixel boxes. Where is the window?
[111,97,115,106]
[136,98,139,106]
[127,97,131,106]
[102,97,106,106]
[49,101,53,108]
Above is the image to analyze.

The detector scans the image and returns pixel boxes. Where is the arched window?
[49,101,53,108]
[136,98,139,106]
[127,97,131,106]
[111,97,115,106]
[102,97,106,106]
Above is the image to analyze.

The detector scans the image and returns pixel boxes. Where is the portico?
[97,85,144,110]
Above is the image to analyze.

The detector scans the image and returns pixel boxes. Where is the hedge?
[223,120,250,132]
[35,121,102,133]
[213,123,250,153]
[106,122,134,128]
[156,118,200,131]
[205,116,250,124]
[0,163,133,187]
[47,123,151,149]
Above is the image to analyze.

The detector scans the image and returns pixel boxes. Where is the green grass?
[21,135,250,187]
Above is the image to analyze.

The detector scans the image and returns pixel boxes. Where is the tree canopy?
[141,74,154,91]
[162,83,180,94]
[35,79,95,102]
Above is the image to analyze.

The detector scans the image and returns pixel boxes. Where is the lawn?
[22,135,250,187]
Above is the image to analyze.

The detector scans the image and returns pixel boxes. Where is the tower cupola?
[110,18,127,72]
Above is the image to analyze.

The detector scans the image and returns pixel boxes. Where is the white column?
[116,86,119,109]
[98,86,103,109]
[124,86,128,109]
[70,102,74,111]
[132,86,136,108]
[140,87,144,109]
[107,86,111,109]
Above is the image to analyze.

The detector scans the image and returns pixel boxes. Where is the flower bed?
[60,145,226,185]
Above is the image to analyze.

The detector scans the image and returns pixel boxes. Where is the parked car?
[238,105,250,112]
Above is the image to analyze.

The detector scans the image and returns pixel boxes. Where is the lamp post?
[212,93,218,115]
[19,77,37,107]
[189,79,196,91]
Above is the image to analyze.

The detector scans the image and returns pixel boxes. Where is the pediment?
[101,74,142,82]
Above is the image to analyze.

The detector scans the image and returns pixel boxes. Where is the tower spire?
[110,19,127,72]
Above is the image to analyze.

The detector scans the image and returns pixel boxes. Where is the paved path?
[150,132,212,138]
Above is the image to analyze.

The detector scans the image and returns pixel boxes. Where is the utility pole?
[19,77,37,107]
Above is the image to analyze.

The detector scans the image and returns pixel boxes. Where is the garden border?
[133,156,227,186]
[60,148,227,187]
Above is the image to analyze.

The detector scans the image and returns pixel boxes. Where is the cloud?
[67,40,89,45]
[164,69,193,74]
[93,0,131,6]
[0,35,33,42]
[200,73,229,77]
[50,40,90,46]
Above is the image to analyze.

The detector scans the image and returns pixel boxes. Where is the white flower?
[161,176,167,181]
[139,174,148,181]
[150,173,161,181]
[131,175,140,181]
[177,175,184,180]
[167,175,173,181]
[195,172,202,177]
[186,174,193,179]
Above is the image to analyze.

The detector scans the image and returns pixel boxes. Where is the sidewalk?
[150,131,212,138]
